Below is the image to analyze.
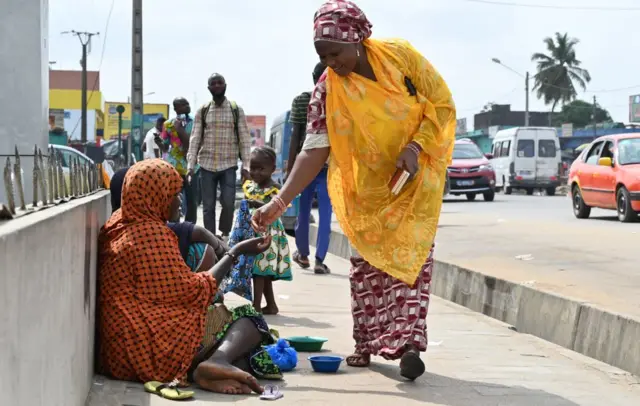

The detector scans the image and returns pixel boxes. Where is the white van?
[491,127,561,196]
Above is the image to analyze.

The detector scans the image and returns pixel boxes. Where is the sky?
[49,0,640,132]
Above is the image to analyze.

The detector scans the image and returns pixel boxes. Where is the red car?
[446,139,496,201]
[569,133,640,222]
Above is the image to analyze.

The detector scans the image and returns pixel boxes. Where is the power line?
[460,0,640,11]
[68,0,115,140]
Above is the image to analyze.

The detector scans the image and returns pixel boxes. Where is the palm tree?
[531,32,591,114]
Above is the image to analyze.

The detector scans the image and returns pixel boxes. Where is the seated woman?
[110,167,225,273]
[99,159,281,396]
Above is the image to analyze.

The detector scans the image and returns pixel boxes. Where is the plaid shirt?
[187,99,252,172]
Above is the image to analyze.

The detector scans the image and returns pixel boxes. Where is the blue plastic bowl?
[308,355,344,373]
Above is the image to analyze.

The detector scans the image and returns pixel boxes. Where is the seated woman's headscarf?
[98,159,216,383]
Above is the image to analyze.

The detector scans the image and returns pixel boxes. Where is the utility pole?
[63,30,99,144]
[129,0,144,165]
[593,95,598,137]
[525,71,530,127]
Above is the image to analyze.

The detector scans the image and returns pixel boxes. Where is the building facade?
[48,70,104,141]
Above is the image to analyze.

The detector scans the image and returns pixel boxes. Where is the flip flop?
[399,352,425,381]
[293,251,310,269]
[260,384,283,401]
[144,380,194,400]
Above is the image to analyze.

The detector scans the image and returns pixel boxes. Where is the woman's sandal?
[144,380,194,400]
[399,351,425,381]
[293,251,311,269]
[346,353,371,367]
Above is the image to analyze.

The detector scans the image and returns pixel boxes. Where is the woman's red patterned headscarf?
[313,0,373,44]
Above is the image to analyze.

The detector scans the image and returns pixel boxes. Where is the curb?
[308,224,640,377]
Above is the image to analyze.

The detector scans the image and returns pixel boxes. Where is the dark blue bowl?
[308,355,344,373]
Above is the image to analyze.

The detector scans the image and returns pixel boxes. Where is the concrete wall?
[0,0,49,206]
[0,191,110,406]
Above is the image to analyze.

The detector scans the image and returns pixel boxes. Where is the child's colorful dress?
[221,181,293,301]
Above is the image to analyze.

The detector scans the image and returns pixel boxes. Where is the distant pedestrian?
[188,73,252,241]
[251,0,456,381]
[287,62,333,274]
[161,98,198,223]
[142,116,165,159]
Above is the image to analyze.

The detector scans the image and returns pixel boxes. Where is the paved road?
[303,191,640,319]
[436,192,640,319]
[88,246,640,405]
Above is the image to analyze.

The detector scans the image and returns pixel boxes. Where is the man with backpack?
[286,62,333,275]
[187,73,252,241]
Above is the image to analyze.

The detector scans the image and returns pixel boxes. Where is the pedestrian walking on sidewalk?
[142,116,165,159]
[161,98,198,223]
[251,0,455,381]
[188,73,252,241]
[287,62,333,275]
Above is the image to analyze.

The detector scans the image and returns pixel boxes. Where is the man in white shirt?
[142,116,166,159]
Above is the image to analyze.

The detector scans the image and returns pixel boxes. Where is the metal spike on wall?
[47,151,54,203]
[32,145,39,207]
[3,157,15,214]
[14,146,26,210]
[70,158,76,197]
[97,164,104,189]
[77,159,83,196]
[52,150,60,200]
[38,148,48,206]
[81,163,86,195]
[76,158,81,196]
[58,160,67,199]
[89,164,95,192]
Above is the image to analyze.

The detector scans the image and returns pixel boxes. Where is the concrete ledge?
[309,224,640,377]
[0,191,110,406]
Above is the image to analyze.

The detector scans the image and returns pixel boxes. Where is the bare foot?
[195,360,264,394]
[262,305,279,315]
[196,378,252,395]
[346,353,371,367]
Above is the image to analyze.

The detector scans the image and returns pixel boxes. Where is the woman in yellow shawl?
[252,0,455,380]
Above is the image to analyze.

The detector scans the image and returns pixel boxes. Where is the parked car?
[491,127,561,196]
[50,144,113,191]
[569,134,640,222]
[447,139,496,201]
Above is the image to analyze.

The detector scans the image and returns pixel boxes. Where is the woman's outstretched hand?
[233,235,272,256]
[396,141,421,177]
[251,201,285,233]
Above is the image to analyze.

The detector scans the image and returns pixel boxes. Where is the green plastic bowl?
[286,336,328,352]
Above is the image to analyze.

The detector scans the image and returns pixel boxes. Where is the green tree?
[553,100,612,128]
[531,32,591,114]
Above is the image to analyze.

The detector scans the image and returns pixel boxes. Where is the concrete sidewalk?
[87,246,640,405]
[308,207,640,378]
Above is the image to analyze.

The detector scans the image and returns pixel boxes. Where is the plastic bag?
[265,338,298,372]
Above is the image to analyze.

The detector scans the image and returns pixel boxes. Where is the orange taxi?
[569,133,640,222]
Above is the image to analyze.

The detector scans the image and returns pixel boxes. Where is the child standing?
[223,147,292,314]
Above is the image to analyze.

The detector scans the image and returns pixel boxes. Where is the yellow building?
[103,102,170,140]
[49,70,105,140]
